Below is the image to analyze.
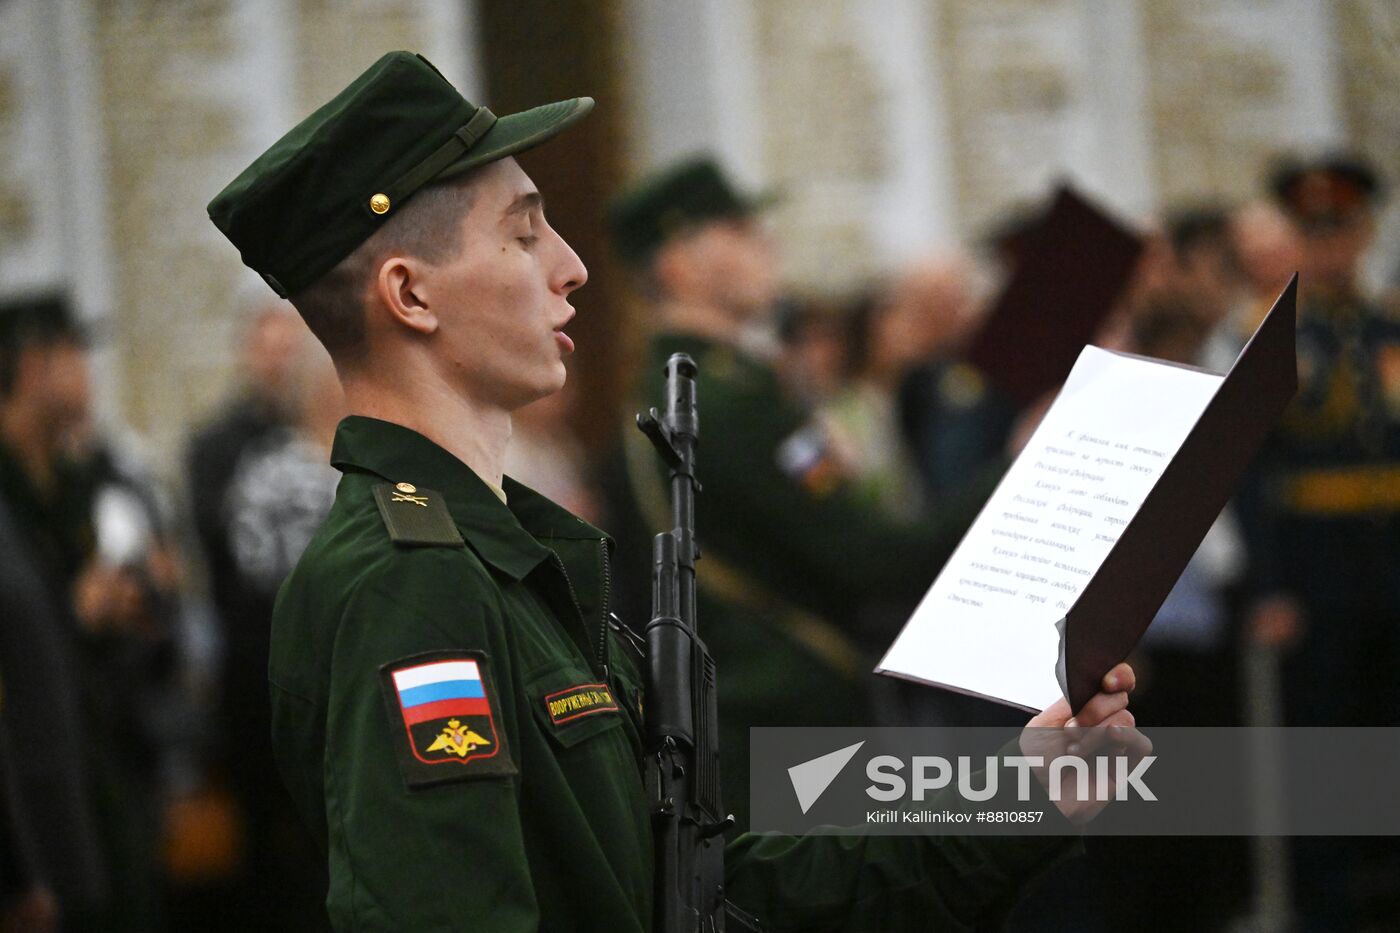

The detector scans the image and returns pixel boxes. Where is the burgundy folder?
[966,186,1145,408]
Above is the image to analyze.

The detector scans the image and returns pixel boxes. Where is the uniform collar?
[329,415,607,580]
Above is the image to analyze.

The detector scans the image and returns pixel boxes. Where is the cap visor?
[435,97,594,179]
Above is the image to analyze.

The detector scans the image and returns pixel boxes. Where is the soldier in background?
[1240,155,1400,720]
[1238,154,1400,930]
[605,157,1018,829]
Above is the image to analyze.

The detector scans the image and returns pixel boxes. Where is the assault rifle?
[638,353,761,933]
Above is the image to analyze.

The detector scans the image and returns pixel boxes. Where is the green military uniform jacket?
[618,335,1007,830]
[272,416,1072,932]
[640,335,999,619]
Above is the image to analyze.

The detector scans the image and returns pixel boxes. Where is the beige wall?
[0,0,469,475]
[626,0,1392,292]
[1,0,1396,476]
[1335,0,1400,286]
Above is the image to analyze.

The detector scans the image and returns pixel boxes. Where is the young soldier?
[209,51,1136,931]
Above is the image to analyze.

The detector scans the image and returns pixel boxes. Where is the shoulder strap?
[372,483,465,547]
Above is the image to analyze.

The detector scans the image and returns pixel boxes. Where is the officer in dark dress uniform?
[1241,155,1400,727]
[1238,154,1400,930]
[209,52,1137,932]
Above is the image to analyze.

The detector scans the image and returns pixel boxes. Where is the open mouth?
[553,311,575,352]
[553,327,575,353]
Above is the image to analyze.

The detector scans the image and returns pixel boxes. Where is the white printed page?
[876,346,1224,711]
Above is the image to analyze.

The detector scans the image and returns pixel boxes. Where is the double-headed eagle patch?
[380,650,516,786]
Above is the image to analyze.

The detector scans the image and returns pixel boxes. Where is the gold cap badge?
[370,193,391,214]
[395,482,417,493]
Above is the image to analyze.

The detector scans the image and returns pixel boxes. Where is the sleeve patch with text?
[544,682,619,727]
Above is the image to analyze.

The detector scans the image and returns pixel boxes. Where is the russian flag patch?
[379,650,516,786]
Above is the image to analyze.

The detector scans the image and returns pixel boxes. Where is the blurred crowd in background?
[3,138,1396,931]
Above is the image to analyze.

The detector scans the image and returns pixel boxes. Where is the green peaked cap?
[606,155,775,266]
[208,51,593,297]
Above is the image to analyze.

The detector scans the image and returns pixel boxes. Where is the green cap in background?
[208,51,593,298]
[0,293,84,350]
[606,155,774,267]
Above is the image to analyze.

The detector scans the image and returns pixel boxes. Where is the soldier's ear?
[375,254,438,337]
